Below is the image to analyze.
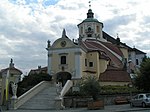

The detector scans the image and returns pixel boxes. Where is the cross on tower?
[89,1,91,9]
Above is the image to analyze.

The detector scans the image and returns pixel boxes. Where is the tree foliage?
[135,57,150,92]
[17,73,52,96]
[80,76,101,101]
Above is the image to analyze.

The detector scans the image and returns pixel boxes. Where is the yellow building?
[46,8,144,86]
[0,59,22,105]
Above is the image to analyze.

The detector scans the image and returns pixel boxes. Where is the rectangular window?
[97,26,100,33]
[85,59,87,66]
[87,34,92,37]
[129,54,131,59]
[61,56,66,64]
[136,59,139,65]
[10,74,13,77]
[81,27,83,34]
[89,62,93,67]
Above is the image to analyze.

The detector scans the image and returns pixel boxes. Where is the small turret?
[62,29,68,38]
[116,34,120,45]
[9,58,14,68]
[87,9,94,18]
[47,40,51,48]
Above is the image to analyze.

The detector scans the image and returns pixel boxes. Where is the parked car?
[130,93,150,108]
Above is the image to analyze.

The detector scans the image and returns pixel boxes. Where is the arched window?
[61,56,66,64]
[97,25,100,33]
[81,27,83,34]
[88,27,92,32]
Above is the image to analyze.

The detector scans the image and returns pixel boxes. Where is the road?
[2,104,150,112]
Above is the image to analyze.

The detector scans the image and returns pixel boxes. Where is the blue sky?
[0,0,150,74]
[9,0,59,6]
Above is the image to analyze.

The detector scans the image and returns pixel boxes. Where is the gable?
[51,37,78,49]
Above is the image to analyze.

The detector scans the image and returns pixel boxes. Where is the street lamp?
[128,83,133,99]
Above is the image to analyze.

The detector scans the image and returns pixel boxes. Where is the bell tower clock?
[60,41,66,47]
[85,24,93,37]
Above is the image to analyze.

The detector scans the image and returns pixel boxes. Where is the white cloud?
[0,0,150,73]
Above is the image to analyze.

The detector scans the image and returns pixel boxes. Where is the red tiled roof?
[103,31,146,55]
[82,39,123,68]
[101,41,123,56]
[81,40,110,60]
[0,67,22,75]
[99,67,131,82]
[81,40,103,51]
[29,66,47,75]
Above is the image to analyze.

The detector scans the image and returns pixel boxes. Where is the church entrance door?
[56,72,72,87]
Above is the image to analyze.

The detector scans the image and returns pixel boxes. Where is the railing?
[54,80,73,109]
[11,81,51,109]
[60,80,73,97]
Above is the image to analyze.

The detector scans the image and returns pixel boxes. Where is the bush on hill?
[17,73,52,96]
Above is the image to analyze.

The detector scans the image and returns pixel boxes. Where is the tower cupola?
[87,9,94,18]
[77,4,105,41]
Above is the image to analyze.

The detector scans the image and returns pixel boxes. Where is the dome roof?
[78,8,103,27]
[83,18,99,22]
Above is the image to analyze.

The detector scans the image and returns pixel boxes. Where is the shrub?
[17,73,52,96]
[80,76,101,101]
[101,85,143,94]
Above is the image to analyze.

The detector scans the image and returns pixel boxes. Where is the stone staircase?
[18,82,57,110]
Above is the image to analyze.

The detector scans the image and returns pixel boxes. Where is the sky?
[0,0,150,74]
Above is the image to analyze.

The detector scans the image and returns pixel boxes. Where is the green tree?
[135,57,150,91]
[80,76,101,101]
[17,73,52,96]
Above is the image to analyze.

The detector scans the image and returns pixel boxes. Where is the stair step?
[19,82,57,110]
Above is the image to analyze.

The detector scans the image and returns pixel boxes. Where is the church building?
[46,8,146,86]
[0,59,22,105]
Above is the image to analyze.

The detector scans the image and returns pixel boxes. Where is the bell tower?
[77,1,105,41]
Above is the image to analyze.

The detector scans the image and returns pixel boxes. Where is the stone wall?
[64,94,130,108]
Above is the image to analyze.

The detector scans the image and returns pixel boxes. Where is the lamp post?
[128,83,133,99]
